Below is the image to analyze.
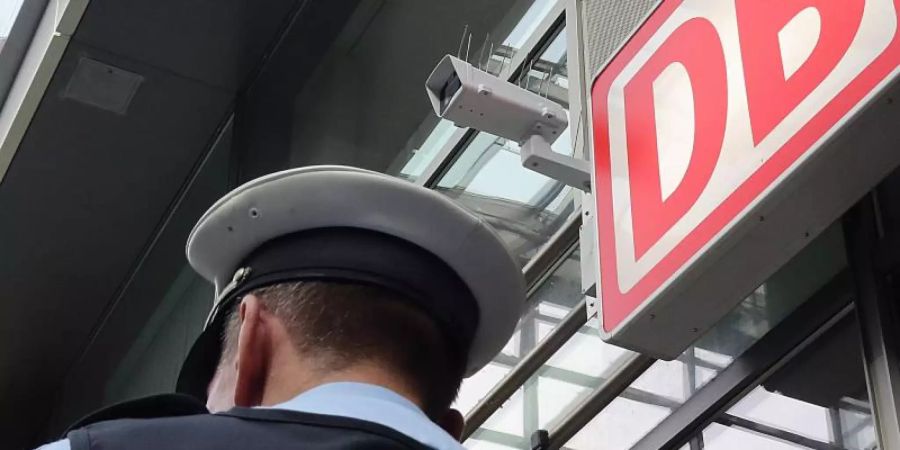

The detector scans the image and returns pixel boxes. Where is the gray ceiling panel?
[0,42,232,447]
[72,0,299,91]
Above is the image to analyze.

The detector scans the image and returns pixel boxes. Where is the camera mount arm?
[520,134,592,192]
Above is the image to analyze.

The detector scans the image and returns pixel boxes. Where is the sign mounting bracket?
[520,134,592,192]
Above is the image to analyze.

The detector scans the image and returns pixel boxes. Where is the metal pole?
[545,353,657,449]
[718,414,844,450]
[522,213,581,290]
[521,309,540,436]
[460,194,580,439]
[844,192,900,450]
[462,296,590,438]
[684,347,704,450]
[828,407,845,448]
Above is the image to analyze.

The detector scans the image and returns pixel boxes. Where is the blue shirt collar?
[267,382,464,450]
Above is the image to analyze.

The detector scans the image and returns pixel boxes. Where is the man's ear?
[437,408,465,442]
[233,294,269,407]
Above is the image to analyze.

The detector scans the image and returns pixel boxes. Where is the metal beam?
[544,353,657,449]
[523,212,581,292]
[0,0,49,107]
[718,413,844,450]
[469,428,529,448]
[844,193,900,450]
[630,271,854,450]
[0,0,89,182]
[463,296,590,438]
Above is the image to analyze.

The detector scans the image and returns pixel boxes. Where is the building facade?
[1,1,898,449]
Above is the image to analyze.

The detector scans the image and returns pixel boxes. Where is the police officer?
[38,166,525,450]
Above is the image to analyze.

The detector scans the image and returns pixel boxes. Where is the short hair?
[220,281,467,417]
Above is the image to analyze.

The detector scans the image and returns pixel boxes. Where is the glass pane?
[565,222,849,449]
[634,223,847,401]
[466,316,637,448]
[543,317,630,379]
[502,0,559,51]
[515,26,569,108]
[456,247,581,416]
[457,362,514,416]
[566,396,672,449]
[728,387,834,444]
[462,246,646,447]
[480,389,527,438]
[467,438,522,450]
[840,404,878,449]
[701,423,811,450]
[700,311,874,450]
[0,0,25,53]
[397,119,458,180]
[393,0,563,181]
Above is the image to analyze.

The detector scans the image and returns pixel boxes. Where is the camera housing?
[425,55,590,191]
[426,55,568,145]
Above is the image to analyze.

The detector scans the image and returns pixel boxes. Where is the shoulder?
[65,414,241,450]
[64,410,439,450]
[224,408,438,448]
[75,413,237,436]
[275,382,463,450]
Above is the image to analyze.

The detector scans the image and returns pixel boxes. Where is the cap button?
[232,267,252,284]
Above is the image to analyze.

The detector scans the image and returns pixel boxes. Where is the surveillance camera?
[425,55,568,146]
[425,55,591,191]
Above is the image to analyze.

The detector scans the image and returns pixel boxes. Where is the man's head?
[205,280,467,421]
[181,166,528,440]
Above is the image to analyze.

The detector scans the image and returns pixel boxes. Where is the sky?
[0,0,25,38]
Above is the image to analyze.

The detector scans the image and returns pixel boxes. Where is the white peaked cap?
[177,165,526,396]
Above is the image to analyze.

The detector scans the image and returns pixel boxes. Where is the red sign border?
[592,0,900,333]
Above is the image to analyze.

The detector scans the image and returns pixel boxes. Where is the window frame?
[0,0,46,108]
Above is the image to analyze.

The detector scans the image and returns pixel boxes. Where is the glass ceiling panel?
[455,247,581,418]
[434,26,574,266]
[565,223,849,449]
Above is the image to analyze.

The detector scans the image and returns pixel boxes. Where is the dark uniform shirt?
[38,382,464,450]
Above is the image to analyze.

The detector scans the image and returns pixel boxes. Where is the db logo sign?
[591,0,900,345]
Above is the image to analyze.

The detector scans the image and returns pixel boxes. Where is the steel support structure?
[845,188,900,450]
[630,272,855,450]
[461,0,900,448]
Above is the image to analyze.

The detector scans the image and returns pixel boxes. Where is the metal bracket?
[530,429,550,450]
[585,293,600,319]
[520,134,592,192]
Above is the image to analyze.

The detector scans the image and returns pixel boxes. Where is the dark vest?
[67,407,434,450]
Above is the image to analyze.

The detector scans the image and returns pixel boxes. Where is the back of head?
[221,281,467,417]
